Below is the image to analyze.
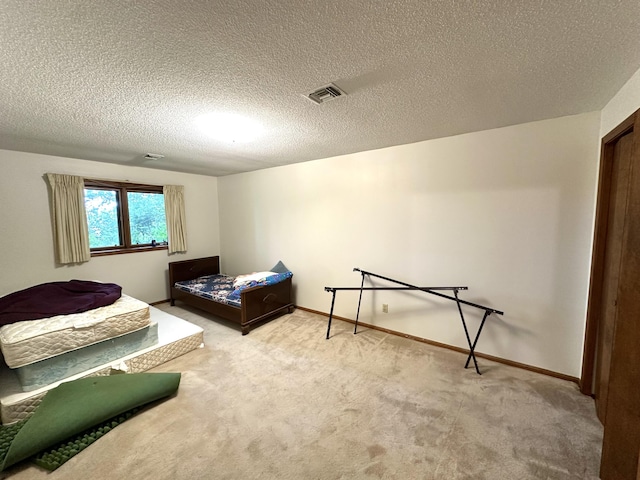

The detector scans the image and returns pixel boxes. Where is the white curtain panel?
[163,185,187,254]
[46,173,91,264]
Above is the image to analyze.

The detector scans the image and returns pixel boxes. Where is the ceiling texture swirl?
[1,1,640,176]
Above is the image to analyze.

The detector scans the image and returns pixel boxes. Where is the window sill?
[91,245,169,257]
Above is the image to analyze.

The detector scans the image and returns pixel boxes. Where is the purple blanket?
[0,280,122,326]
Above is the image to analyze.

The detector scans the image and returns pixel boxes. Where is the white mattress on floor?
[0,306,204,424]
[0,294,150,368]
[14,322,159,392]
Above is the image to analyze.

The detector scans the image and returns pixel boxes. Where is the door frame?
[580,110,639,395]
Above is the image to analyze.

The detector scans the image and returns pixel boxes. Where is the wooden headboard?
[168,256,221,286]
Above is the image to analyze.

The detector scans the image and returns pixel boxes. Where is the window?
[84,179,168,256]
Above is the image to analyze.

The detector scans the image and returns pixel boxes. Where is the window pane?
[84,189,121,248]
[127,192,167,245]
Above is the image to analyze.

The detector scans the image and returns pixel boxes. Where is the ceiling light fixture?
[195,112,264,143]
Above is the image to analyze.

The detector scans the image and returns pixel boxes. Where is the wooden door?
[581,110,640,480]
[600,126,640,479]
[593,131,633,422]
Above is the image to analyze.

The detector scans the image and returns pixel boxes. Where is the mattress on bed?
[14,322,159,392]
[173,274,241,307]
[173,271,293,308]
[0,294,150,368]
[1,306,204,425]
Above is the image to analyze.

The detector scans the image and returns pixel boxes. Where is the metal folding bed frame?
[324,268,504,374]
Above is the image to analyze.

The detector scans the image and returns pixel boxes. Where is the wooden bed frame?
[168,256,294,335]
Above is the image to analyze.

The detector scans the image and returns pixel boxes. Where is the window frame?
[84,179,168,256]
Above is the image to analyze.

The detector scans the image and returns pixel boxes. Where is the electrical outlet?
[382,304,389,313]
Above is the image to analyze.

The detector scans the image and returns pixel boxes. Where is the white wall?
[0,150,220,303]
[218,112,601,377]
[601,65,640,137]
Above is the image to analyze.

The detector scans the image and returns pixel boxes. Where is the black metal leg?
[325,269,503,373]
[465,310,491,368]
[325,290,337,340]
[454,290,481,375]
[354,273,365,334]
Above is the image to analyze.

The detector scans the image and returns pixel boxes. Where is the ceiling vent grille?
[143,153,165,161]
[307,83,346,104]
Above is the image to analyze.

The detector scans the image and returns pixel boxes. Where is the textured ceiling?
[1,1,640,177]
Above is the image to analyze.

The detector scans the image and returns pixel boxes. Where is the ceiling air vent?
[307,83,346,104]
[143,153,165,161]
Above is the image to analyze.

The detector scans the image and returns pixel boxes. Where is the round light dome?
[195,112,264,143]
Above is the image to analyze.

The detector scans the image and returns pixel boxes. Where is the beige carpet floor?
[2,305,603,480]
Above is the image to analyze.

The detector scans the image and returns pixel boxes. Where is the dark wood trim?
[157,295,575,382]
[602,112,636,144]
[296,306,579,384]
[580,111,638,395]
[149,299,170,306]
[84,178,167,255]
[580,132,616,393]
[84,178,163,191]
[120,187,132,246]
[91,244,169,257]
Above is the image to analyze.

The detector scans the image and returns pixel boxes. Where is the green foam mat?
[34,406,142,471]
[1,372,181,472]
[0,420,26,467]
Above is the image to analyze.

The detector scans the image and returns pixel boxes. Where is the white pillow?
[233,271,277,289]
